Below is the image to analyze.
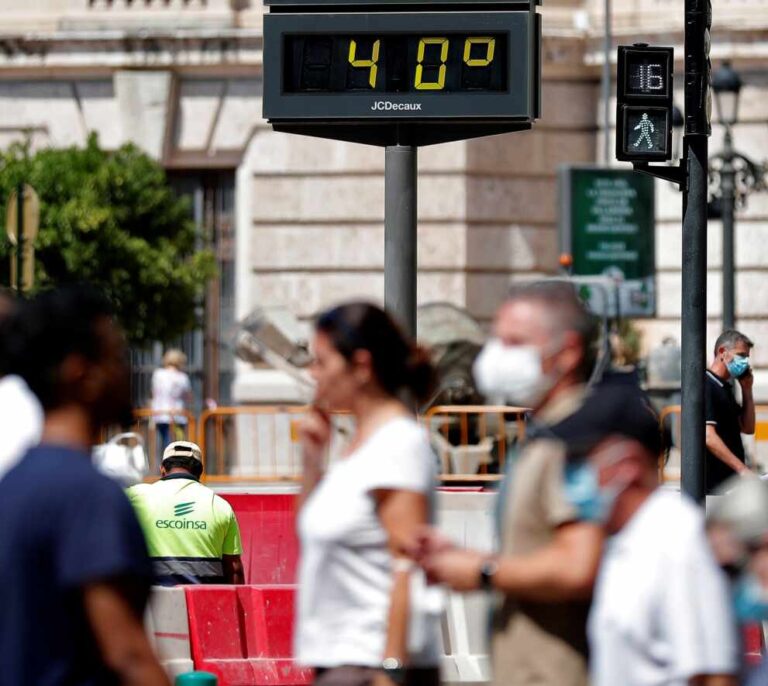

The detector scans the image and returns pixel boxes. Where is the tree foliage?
[0,134,216,345]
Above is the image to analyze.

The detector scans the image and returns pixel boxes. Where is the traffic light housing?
[616,45,674,162]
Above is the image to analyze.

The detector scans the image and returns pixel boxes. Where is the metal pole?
[680,134,708,503]
[16,182,23,296]
[721,129,736,330]
[602,0,612,165]
[384,145,418,337]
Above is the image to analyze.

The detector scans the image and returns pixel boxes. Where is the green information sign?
[558,166,656,318]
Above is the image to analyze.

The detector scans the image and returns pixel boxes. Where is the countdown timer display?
[284,34,508,94]
[622,48,672,99]
[263,9,538,145]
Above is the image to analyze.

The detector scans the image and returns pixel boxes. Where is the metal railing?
[658,404,681,482]
[104,409,197,474]
[192,405,531,483]
[423,405,529,482]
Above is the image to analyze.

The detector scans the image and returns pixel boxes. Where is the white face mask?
[473,339,554,408]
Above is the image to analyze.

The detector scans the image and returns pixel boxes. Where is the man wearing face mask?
[413,281,621,686]
[705,329,756,493]
[578,435,739,686]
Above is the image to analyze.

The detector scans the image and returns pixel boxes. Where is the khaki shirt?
[491,386,591,686]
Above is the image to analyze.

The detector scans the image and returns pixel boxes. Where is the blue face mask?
[727,354,750,379]
[563,461,619,524]
[733,574,768,622]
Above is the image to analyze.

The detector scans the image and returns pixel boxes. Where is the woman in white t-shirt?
[296,302,442,686]
[151,349,192,452]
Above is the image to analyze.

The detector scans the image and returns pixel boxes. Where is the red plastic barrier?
[221,494,300,585]
[744,623,765,667]
[185,584,312,686]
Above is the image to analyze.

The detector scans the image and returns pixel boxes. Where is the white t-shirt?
[589,490,739,686]
[0,375,43,481]
[151,367,191,424]
[296,416,443,668]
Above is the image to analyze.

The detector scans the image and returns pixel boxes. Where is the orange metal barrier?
[197,405,355,483]
[752,404,768,472]
[196,404,529,483]
[103,409,196,474]
[658,404,681,482]
[423,405,529,482]
[198,406,307,482]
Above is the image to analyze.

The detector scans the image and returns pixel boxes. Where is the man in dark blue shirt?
[0,287,170,686]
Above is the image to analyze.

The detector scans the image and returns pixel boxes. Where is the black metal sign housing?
[263,0,540,146]
[615,45,674,162]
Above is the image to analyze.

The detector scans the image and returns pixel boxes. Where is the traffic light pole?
[625,0,710,502]
[679,0,711,503]
[681,135,708,502]
[384,145,418,337]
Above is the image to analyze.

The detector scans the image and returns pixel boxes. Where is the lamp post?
[708,62,768,331]
[712,62,742,330]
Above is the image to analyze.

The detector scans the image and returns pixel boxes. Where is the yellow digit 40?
[463,37,496,66]
[348,39,381,88]
[415,37,449,91]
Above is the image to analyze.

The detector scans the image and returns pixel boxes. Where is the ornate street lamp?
[708,62,766,330]
[712,61,742,130]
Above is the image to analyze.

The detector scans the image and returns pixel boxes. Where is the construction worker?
[127,441,245,585]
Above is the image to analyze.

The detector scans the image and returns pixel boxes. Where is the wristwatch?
[478,557,499,592]
[381,657,406,684]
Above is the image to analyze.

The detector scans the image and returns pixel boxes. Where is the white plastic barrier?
[144,586,194,678]
[436,490,497,685]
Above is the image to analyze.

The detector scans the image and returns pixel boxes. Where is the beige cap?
[162,440,203,465]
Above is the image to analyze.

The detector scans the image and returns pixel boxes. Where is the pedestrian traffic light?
[616,45,674,162]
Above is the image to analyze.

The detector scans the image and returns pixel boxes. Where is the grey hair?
[713,329,754,357]
[505,280,599,380]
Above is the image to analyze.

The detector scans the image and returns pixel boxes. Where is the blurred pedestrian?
[296,302,442,686]
[127,440,244,585]
[705,329,756,493]
[0,287,169,686]
[413,282,606,686]
[0,290,42,481]
[574,435,738,686]
[707,477,768,686]
[151,348,193,452]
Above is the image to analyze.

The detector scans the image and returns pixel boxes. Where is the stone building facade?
[0,0,767,399]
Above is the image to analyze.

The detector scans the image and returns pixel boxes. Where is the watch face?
[382,657,403,670]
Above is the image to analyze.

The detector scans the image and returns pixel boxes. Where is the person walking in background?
[127,440,244,585]
[296,302,442,686]
[152,348,193,453]
[412,281,649,686]
[707,477,768,686]
[0,289,42,481]
[0,287,170,686]
[573,434,738,686]
[705,329,756,493]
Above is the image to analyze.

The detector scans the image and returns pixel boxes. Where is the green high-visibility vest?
[127,474,242,584]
